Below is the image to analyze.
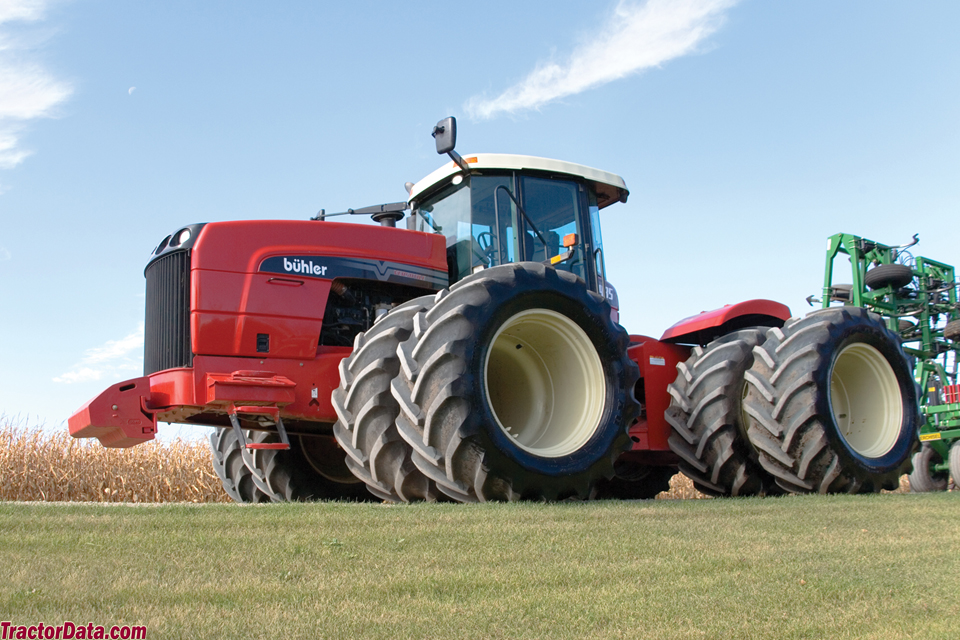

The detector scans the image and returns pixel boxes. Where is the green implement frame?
[819,233,960,473]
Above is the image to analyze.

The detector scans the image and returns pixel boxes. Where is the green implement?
[817,233,960,489]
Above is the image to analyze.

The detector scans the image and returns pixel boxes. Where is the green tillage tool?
[817,233,960,484]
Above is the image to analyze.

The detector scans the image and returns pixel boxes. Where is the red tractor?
[69,118,918,502]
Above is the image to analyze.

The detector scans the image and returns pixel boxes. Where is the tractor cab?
[407,119,628,295]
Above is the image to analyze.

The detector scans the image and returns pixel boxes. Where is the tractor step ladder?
[227,403,291,450]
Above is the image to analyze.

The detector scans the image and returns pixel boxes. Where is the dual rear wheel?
[337,263,641,502]
[668,307,918,495]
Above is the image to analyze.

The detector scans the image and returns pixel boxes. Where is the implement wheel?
[950,443,960,488]
[332,297,442,502]
[743,307,918,493]
[666,328,781,497]
[392,263,638,502]
[945,320,960,342]
[908,445,949,492]
[864,264,913,290]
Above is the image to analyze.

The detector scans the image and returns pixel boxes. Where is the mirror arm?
[447,149,470,173]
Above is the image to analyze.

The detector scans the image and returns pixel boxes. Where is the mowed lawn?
[1,494,958,639]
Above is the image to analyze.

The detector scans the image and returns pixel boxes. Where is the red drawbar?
[246,443,289,450]
[68,377,159,448]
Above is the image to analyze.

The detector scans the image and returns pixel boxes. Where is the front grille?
[144,250,192,375]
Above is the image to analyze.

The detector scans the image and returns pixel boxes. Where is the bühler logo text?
[283,258,328,276]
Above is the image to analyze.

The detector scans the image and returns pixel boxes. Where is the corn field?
[0,416,229,503]
[0,415,906,503]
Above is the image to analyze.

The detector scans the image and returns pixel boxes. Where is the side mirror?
[431,116,470,173]
[432,117,457,155]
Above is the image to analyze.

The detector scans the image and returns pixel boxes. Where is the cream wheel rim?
[484,309,605,458]
[830,342,902,458]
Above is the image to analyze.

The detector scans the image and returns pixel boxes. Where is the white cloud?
[52,368,103,384]
[0,1,46,23]
[0,125,30,169]
[0,246,10,260]
[82,325,145,363]
[0,62,72,120]
[54,324,145,384]
[128,86,135,95]
[0,0,72,172]
[464,0,739,120]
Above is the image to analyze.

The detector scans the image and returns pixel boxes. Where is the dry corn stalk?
[0,415,230,503]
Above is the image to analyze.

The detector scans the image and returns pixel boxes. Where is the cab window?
[518,176,586,282]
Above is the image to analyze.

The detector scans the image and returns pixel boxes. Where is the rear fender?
[660,299,791,345]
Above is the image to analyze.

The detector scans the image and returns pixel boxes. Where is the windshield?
[414,172,595,288]
[415,175,516,283]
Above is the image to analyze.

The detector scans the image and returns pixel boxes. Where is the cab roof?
[408,153,629,210]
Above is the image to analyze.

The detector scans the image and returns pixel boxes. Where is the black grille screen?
[144,250,192,375]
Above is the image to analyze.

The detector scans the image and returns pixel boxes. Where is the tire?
[945,320,960,342]
[332,297,443,502]
[908,444,949,492]
[392,263,638,502]
[666,328,781,497]
[593,461,676,500]
[208,428,270,503]
[950,442,960,488]
[864,264,913,290]
[743,307,919,494]
[249,431,373,502]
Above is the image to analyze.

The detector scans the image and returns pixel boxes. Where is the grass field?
[2,495,958,639]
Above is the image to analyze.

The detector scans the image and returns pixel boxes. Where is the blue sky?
[1,0,958,439]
